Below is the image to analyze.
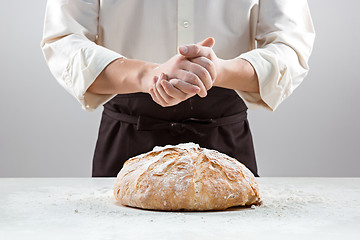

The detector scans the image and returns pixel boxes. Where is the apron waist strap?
[103,108,247,135]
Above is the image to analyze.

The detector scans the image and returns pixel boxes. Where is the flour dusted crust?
[114,143,261,211]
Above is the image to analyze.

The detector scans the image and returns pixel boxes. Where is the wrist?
[138,62,160,93]
[213,57,259,93]
[213,58,227,87]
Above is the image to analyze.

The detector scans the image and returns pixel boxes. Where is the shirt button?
[183,20,190,28]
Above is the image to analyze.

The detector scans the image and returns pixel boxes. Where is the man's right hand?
[147,37,216,107]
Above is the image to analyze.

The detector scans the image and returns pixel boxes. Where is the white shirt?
[41,0,315,112]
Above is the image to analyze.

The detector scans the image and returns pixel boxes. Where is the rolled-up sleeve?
[236,0,315,111]
[40,0,124,112]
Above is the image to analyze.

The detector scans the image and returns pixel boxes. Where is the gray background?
[0,0,359,177]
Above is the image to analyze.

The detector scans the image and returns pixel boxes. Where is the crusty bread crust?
[114,143,261,211]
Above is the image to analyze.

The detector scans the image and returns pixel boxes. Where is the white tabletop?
[1,178,359,240]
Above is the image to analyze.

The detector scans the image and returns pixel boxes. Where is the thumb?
[178,37,215,57]
[197,37,215,48]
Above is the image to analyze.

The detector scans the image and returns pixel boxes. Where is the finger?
[156,79,175,104]
[176,57,216,85]
[178,70,207,97]
[155,73,178,104]
[185,57,215,88]
[152,75,159,84]
[179,44,211,59]
[152,83,168,107]
[161,80,187,100]
[149,88,162,106]
[192,57,217,83]
[180,60,213,91]
[196,37,215,48]
[149,87,165,107]
[168,79,200,95]
[161,79,193,100]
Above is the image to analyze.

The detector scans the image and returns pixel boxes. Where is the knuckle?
[198,69,208,81]
[202,60,211,69]
[161,82,169,91]
[200,56,210,65]
[183,72,192,82]
[204,60,215,73]
[170,79,180,86]
[194,45,201,55]
[187,72,199,83]
[209,60,216,70]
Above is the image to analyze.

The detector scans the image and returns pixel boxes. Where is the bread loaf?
[114,143,261,211]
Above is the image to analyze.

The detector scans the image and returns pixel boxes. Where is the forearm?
[214,58,259,93]
[87,58,159,94]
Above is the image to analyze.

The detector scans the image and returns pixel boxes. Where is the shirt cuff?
[236,50,291,111]
[63,44,124,112]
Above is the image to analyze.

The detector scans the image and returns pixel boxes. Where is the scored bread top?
[114,143,261,211]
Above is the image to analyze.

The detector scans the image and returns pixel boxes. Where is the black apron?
[92,87,258,177]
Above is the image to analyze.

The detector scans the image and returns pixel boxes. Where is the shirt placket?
[177,0,194,49]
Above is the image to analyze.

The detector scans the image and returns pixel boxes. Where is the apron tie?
[104,108,247,136]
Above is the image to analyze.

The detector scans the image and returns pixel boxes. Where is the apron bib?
[92,87,258,177]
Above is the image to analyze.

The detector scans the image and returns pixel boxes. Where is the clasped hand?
[149,37,223,107]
